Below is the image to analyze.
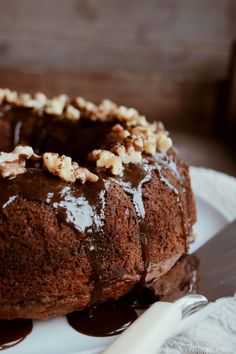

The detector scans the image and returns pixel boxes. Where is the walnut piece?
[108,124,130,142]
[45,95,68,115]
[0,88,18,104]
[74,166,98,183]
[0,145,40,178]
[156,133,173,152]
[91,149,123,176]
[65,104,80,120]
[75,96,96,117]
[94,99,117,121]
[17,92,47,109]
[0,160,26,178]
[17,93,38,108]
[74,96,148,127]
[75,97,116,122]
[0,89,48,111]
[43,152,98,183]
[115,106,147,127]
[130,126,157,155]
[113,145,142,164]
[129,125,173,154]
[111,136,143,165]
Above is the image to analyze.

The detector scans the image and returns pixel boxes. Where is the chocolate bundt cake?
[0,89,196,320]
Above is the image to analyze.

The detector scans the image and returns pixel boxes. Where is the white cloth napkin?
[160,167,236,354]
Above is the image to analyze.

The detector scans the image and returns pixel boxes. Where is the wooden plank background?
[0,1,235,174]
[0,0,235,80]
[0,0,235,136]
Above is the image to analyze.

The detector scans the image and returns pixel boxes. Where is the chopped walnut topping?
[0,145,40,178]
[17,93,35,108]
[91,149,123,176]
[130,126,157,155]
[65,104,80,121]
[11,145,39,160]
[113,145,142,165]
[17,92,48,110]
[74,166,98,183]
[94,99,117,121]
[128,124,173,155]
[17,93,46,109]
[132,136,144,151]
[156,132,173,152]
[115,106,148,127]
[34,92,47,106]
[109,124,130,142]
[43,152,98,183]
[143,136,157,155]
[75,97,117,122]
[116,106,137,119]
[4,89,18,103]
[0,88,174,172]
[91,134,144,176]
[0,160,26,178]
[45,95,68,115]
[0,145,39,165]
[0,89,48,110]
[74,97,148,127]
[0,88,18,104]
[75,96,96,117]
[112,136,143,164]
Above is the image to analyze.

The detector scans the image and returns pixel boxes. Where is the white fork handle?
[102,301,182,354]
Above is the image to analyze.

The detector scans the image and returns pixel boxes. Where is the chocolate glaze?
[67,298,137,337]
[66,289,159,337]
[114,153,188,272]
[0,319,32,351]
[0,151,188,305]
[0,169,108,234]
[4,106,114,163]
[66,254,199,337]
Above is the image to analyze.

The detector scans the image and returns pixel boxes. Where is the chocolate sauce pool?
[66,286,161,337]
[0,319,32,351]
[66,254,198,337]
[0,255,198,348]
[67,298,138,337]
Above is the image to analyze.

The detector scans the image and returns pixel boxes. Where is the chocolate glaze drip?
[113,160,154,270]
[0,169,110,306]
[113,153,187,272]
[67,298,137,337]
[66,254,199,337]
[0,319,32,351]
[154,152,190,244]
[66,290,158,337]
[0,169,108,233]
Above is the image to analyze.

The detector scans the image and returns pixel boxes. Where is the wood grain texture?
[0,67,219,133]
[0,0,235,79]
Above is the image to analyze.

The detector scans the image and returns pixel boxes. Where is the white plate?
[5,195,229,354]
